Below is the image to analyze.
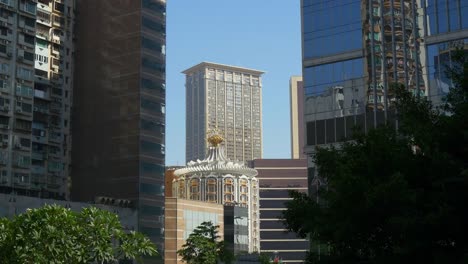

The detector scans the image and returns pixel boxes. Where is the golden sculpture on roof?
[207,127,224,147]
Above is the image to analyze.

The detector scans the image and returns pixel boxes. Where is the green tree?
[177,221,234,264]
[0,204,157,264]
[283,51,468,264]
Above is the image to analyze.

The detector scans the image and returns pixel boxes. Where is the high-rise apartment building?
[290,76,305,159]
[301,0,468,255]
[71,0,166,261]
[0,0,74,200]
[183,62,264,162]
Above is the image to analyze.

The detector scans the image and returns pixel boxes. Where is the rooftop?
[182,61,265,75]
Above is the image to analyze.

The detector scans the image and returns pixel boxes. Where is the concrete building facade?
[289,76,305,159]
[0,0,74,200]
[251,158,309,263]
[71,0,166,260]
[183,62,264,162]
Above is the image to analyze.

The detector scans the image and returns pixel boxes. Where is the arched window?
[190,178,200,200]
[178,179,186,199]
[206,178,217,203]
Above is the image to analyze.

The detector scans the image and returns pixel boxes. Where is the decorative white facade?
[173,133,260,253]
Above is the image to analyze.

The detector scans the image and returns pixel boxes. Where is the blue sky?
[166,0,302,165]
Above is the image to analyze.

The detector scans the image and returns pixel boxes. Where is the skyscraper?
[183,62,264,163]
[301,0,468,255]
[71,0,166,260]
[290,76,305,159]
[0,0,74,200]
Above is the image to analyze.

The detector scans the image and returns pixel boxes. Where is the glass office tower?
[301,0,468,257]
[72,0,166,262]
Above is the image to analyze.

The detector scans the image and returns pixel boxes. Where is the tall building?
[251,159,309,263]
[289,76,305,159]
[71,0,166,261]
[0,0,74,200]
[183,62,264,162]
[301,0,468,256]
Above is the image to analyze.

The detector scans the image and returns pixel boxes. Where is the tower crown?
[207,129,224,147]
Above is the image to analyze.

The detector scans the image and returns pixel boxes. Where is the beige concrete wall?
[164,198,224,264]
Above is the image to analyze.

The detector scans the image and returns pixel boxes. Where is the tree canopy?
[177,221,234,264]
[0,204,157,264]
[283,51,468,264]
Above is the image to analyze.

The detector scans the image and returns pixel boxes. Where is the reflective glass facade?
[301,0,468,259]
[426,0,468,35]
[302,0,468,149]
[303,0,363,58]
[71,1,166,262]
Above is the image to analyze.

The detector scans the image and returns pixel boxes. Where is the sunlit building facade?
[0,0,74,200]
[183,62,264,163]
[173,132,260,253]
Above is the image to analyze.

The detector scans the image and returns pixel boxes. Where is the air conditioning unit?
[17,56,23,61]
[0,125,9,129]
[16,108,22,113]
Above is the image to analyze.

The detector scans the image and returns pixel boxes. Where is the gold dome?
[207,128,224,147]
[207,134,224,147]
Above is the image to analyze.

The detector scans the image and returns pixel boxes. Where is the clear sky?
[166,0,302,165]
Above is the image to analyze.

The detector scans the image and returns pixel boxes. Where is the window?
[142,0,165,14]
[23,34,35,45]
[24,16,35,27]
[141,119,164,134]
[36,39,47,48]
[48,161,63,172]
[141,36,162,52]
[190,179,199,200]
[140,205,162,216]
[23,1,36,14]
[16,84,33,97]
[142,57,164,72]
[19,138,30,148]
[24,51,34,62]
[17,67,32,80]
[0,63,9,74]
[142,17,165,34]
[141,98,165,113]
[140,183,163,195]
[140,161,164,175]
[140,140,164,156]
[54,2,64,13]
[142,78,165,91]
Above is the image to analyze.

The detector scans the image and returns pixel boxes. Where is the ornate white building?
[173,132,260,252]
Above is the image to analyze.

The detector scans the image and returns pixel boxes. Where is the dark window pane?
[260,220,285,229]
[261,231,302,240]
[140,140,164,156]
[140,183,163,195]
[142,17,165,34]
[140,204,162,216]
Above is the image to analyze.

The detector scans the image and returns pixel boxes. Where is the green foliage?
[258,252,273,264]
[177,221,234,264]
[0,204,157,264]
[283,50,468,264]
